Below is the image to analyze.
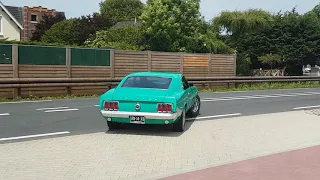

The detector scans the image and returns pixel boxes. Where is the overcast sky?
[2,0,319,21]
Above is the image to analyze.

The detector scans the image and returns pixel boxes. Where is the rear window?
[121,76,172,89]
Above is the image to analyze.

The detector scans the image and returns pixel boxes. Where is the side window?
[182,76,189,90]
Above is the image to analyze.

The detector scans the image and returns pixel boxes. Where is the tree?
[31,13,66,41]
[258,53,282,70]
[84,25,144,50]
[41,13,114,46]
[41,19,78,45]
[212,9,273,37]
[75,13,114,45]
[99,0,144,22]
[140,0,209,52]
[229,7,320,75]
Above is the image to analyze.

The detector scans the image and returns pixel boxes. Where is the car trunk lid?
[112,88,169,113]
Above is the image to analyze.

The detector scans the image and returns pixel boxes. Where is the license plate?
[129,116,146,124]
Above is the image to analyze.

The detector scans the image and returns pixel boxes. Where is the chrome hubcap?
[192,99,199,113]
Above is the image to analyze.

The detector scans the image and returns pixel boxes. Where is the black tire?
[172,108,186,132]
[187,95,200,118]
[107,121,121,130]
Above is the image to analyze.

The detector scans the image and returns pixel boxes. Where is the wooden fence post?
[180,53,184,73]
[109,49,115,89]
[110,49,115,78]
[233,53,237,88]
[66,47,71,95]
[233,53,237,76]
[147,51,151,71]
[208,54,212,89]
[12,44,20,99]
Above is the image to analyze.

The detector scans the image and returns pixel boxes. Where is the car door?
[181,76,192,110]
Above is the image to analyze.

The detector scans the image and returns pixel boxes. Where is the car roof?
[128,71,182,79]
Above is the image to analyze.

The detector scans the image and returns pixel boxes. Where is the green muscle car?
[99,72,200,132]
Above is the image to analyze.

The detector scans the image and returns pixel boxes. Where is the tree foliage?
[140,0,221,53]
[41,19,79,45]
[42,13,114,46]
[212,9,273,36]
[99,0,144,22]
[31,13,66,41]
[84,26,144,50]
[258,53,282,69]
[213,5,320,75]
[17,1,320,76]
[74,13,114,45]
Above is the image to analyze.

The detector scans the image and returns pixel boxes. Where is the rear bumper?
[100,110,179,120]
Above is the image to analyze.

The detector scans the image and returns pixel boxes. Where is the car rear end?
[99,74,182,125]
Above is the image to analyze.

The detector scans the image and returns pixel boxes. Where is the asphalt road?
[1,87,320,143]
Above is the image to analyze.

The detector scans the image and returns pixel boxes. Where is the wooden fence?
[0,44,236,99]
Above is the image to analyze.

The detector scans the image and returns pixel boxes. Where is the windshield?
[121,76,172,89]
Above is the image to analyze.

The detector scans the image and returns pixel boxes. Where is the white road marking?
[36,107,69,111]
[45,109,79,113]
[0,100,52,104]
[202,92,320,102]
[209,88,316,94]
[187,113,242,121]
[0,113,10,116]
[0,131,70,141]
[293,105,320,110]
[94,105,99,107]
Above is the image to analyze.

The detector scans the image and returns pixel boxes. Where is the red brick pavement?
[161,145,320,180]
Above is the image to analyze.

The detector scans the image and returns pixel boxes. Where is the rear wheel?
[187,95,200,118]
[173,108,186,132]
[107,121,121,130]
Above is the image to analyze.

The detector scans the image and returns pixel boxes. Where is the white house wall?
[0,9,21,41]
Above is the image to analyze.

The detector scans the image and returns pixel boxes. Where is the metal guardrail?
[1,76,319,99]
[1,76,320,84]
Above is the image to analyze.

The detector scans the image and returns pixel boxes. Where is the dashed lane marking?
[36,107,69,111]
[187,113,242,121]
[201,92,320,102]
[44,109,79,113]
[0,113,10,116]
[0,100,52,104]
[0,131,70,141]
[293,105,320,110]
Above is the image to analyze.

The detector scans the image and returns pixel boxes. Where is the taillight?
[157,103,172,113]
[104,101,118,111]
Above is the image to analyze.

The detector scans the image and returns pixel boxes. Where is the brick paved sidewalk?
[1,110,320,180]
[161,145,320,180]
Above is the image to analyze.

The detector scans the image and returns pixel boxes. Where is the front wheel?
[187,95,200,118]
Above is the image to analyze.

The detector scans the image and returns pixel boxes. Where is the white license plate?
[129,116,146,124]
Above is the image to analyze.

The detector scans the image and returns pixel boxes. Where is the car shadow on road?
[104,119,196,137]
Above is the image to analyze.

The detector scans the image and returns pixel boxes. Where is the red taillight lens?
[157,104,163,112]
[104,101,118,111]
[114,102,118,110]
[104,101,109,110]
[167,104,172,112]
[158,103,172,113]
[110,102,114,110]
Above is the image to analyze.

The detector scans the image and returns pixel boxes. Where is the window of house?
[31,14,37,22]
